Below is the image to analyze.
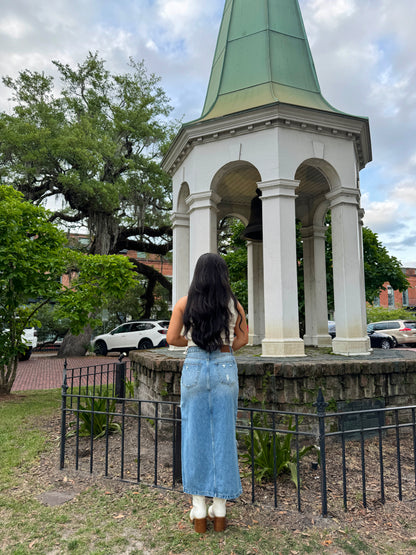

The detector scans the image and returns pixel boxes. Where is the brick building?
[375,268,416,309]
[120,250,172,278]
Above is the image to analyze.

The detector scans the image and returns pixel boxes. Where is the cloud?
[307,0,357,28]
[363,200,402,234]
[156,0,206,37]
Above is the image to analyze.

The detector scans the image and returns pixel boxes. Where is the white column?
[170,211,190,352]
[260,179,305,357]
[171,212,190,306]
[186,191,221,275]
[327,188,370,355]
[247,240,264,345]
[358,207,369,340]
[302,225,332,347]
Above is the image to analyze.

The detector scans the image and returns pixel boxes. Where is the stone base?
[261,338,305,357]
[248,333,263,346]
[168,345,187,352]
[332,336,371,356]
[303,334,333,348]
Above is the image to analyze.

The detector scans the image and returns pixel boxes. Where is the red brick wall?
[377,268,416,308]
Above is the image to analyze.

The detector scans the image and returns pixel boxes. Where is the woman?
[166,253,248,533]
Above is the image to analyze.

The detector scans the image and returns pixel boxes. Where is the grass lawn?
[1,389,416,554]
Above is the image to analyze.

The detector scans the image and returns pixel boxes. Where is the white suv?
[1,327,38,360]
[92,320,169,356]
[20,327,38,360]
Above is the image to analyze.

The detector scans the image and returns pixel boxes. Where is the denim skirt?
[180,346,242,499]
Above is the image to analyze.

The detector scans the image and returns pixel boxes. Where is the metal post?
[115,352,127,400]
[59,359,68,469]
[314,388,328,516]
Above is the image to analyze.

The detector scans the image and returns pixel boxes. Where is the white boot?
[190,495,207,520]
[189,495,207,533]
[208,497,226,518]
[208,498,227,532]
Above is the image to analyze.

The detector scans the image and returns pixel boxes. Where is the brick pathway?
[12,353,117,392]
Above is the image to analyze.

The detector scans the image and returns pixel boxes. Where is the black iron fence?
[60,362,416,516]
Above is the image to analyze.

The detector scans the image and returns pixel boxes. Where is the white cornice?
[161,102,372,176]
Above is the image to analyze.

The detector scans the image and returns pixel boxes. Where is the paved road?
[12,353,117,392]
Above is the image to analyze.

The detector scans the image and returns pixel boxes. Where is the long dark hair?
[183,253,241,352]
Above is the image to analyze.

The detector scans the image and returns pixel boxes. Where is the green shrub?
[241,412,315,487]
[76,395,121,439]
[366,306,416,323]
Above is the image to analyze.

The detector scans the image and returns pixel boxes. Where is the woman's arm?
[232,302,249,352]
[166,296,188,347]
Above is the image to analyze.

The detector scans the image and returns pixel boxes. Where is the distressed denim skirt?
[180,346,242,499]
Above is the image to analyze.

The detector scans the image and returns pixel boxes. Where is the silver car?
[366,320,416,347]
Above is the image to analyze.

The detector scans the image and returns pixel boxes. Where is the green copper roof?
[195,0,341,122]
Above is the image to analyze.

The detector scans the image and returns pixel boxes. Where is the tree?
[56,251,137,357]
[218,217,248,312]
[362,227,409,302]
[0,53,176,318]
[0,185,66,393]
[0,185,136,394]
[35,304,70,347]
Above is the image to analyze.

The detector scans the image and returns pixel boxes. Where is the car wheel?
[94,340,108,356]
[138,338,153,350]
[380,339,391,350]
[391,336,398,348]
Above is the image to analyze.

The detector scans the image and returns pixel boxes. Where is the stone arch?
[171,182,191,304]
[211,160,262,224]
[296,158,342,190]
[293,159,338,348]
[175,182,190,213]
[294,158,340,227]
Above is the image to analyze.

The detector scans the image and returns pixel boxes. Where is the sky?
[0,0,416,265]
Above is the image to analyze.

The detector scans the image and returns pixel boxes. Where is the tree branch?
[130,259,172,292]
[49,211,85,223]
[113,239,172,256]
[118,225,172,240]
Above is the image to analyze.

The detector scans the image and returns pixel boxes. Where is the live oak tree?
[0,185,136,394]
[0,53,175,321]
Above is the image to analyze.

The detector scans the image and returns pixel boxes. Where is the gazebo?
[162,0,372,357]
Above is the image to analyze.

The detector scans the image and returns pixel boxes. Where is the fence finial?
[314,388,328,416]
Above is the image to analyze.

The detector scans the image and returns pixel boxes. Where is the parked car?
[366,320,416,347]
[20,327,38,360]
[328,321,336,338]
[1,327,38,360]
[328,321,394,349]
[366,330,395,349]
[92,320,170,356]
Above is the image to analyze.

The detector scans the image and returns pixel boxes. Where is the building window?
[387,285,394,308]
[403,289,409,307]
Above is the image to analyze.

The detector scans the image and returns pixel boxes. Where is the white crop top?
[183,301,239,348]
